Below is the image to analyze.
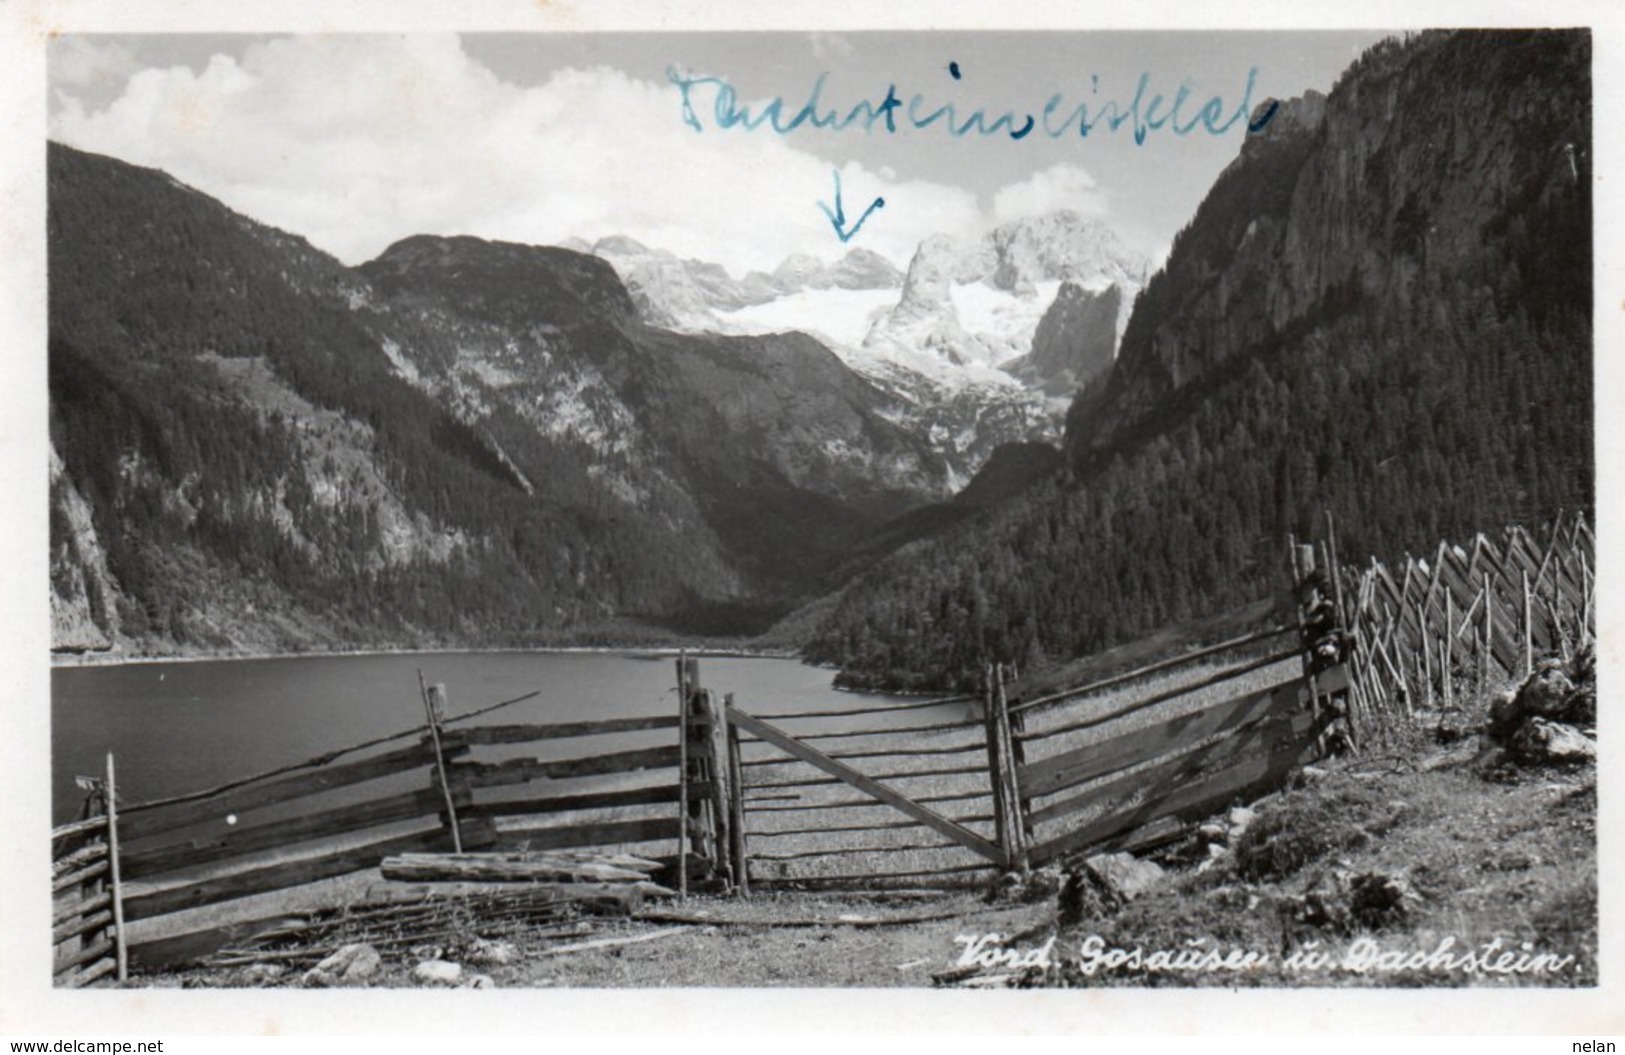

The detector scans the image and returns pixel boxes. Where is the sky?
[47,31,1390,275]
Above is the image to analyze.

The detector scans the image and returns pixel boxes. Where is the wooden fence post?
[1292,542,1335,753]
[696,689,733,886]
[675,654,690,899]
[104,753,127,983]
[418,675,463,853]
[994,665,1029,873]
[1522,569,1534,675]
[724,693,750,895]
[982,665,1028,874]
[1443,593,1455,709]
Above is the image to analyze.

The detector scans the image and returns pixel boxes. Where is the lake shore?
[50,641,803,670]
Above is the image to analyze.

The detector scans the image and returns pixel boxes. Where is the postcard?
[2,0,1621,1040]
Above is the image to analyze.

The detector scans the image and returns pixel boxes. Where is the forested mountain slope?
[804,30,1592,691]
[48,144,953,653]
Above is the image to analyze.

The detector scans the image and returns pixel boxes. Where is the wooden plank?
[61,957,118,989]
[53,909,114,946]
[1027,705,1296,828]
[122,787,457,881]
[489,816,684,853]
[121,741,449,842]
[535,927,685,957]
[53,891,111,927]
[51,815,107,843]
[1028,710,1332,866]
[1018,675,1301,799]
[458,716,679,744]
[741,741,984,766]
[726,707,1003,864]
[468,783,698,819]
[750,863,991,885]
[54,937,114,974]
[1021,648,1301,745]
[453,744,682,790]
[379,850,656,884]
[52,842,108,875]
[752,694,977,721]
[1011,626,1295,715]
[52,859,108,893]
[121,825,483,923]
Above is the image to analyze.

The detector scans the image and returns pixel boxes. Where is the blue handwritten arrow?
[818,170,885,243]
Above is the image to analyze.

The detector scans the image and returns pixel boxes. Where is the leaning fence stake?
[417,671,463,854]
[105,752,127,983]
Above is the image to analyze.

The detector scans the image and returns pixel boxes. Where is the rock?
[1195,844,1235,876]
[239,963,286,987]
[464,938,517,968]
[462,973,496,989]
[1197,820,1229,844]
[1226,807,1258,841]
[301,943,381,987]
[1020,866,1065,902]
[1514,662,1575,718]
[1347,871,1421,928]
[411,959,463,986]
[1082,852,1166,904]
[1056,870,1110,924]
[318,943,381,980]
[1291,765,1329,789]
[1509,718,1596,764]
[1486,688,1521,740]
[1288,869,1420,935]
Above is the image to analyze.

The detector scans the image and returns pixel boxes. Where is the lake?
[50,650,960,824]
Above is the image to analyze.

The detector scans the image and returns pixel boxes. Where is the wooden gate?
[706,543,1351,889]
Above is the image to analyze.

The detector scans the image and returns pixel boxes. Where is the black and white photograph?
[2,0,1620,1040]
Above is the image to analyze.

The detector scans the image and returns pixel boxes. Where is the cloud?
[990,163,1110,224]
[48,34,987,276]
[48,36,142,105]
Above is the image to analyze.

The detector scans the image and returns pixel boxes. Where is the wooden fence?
[61,546,1365,973]
[1320,515,1593,745]
[716,544,1349,888]
[51,754,128,987]
[93,680,734,974]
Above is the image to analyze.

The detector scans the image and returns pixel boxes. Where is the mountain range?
[48,30,1590,678]
[47,144,980,652]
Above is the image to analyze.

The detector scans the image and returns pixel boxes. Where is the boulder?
[1082,852,1166,904]
[1515,661,1574,717]
[411,959,463,986]
[239,963,287,987]
[1509,718,1596,764]
[301,943,380,987]
[1226,807,1258,842]
[462,973,496,989]
[464,938,517,968]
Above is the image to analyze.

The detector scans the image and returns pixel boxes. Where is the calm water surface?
[51,651,953,823]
